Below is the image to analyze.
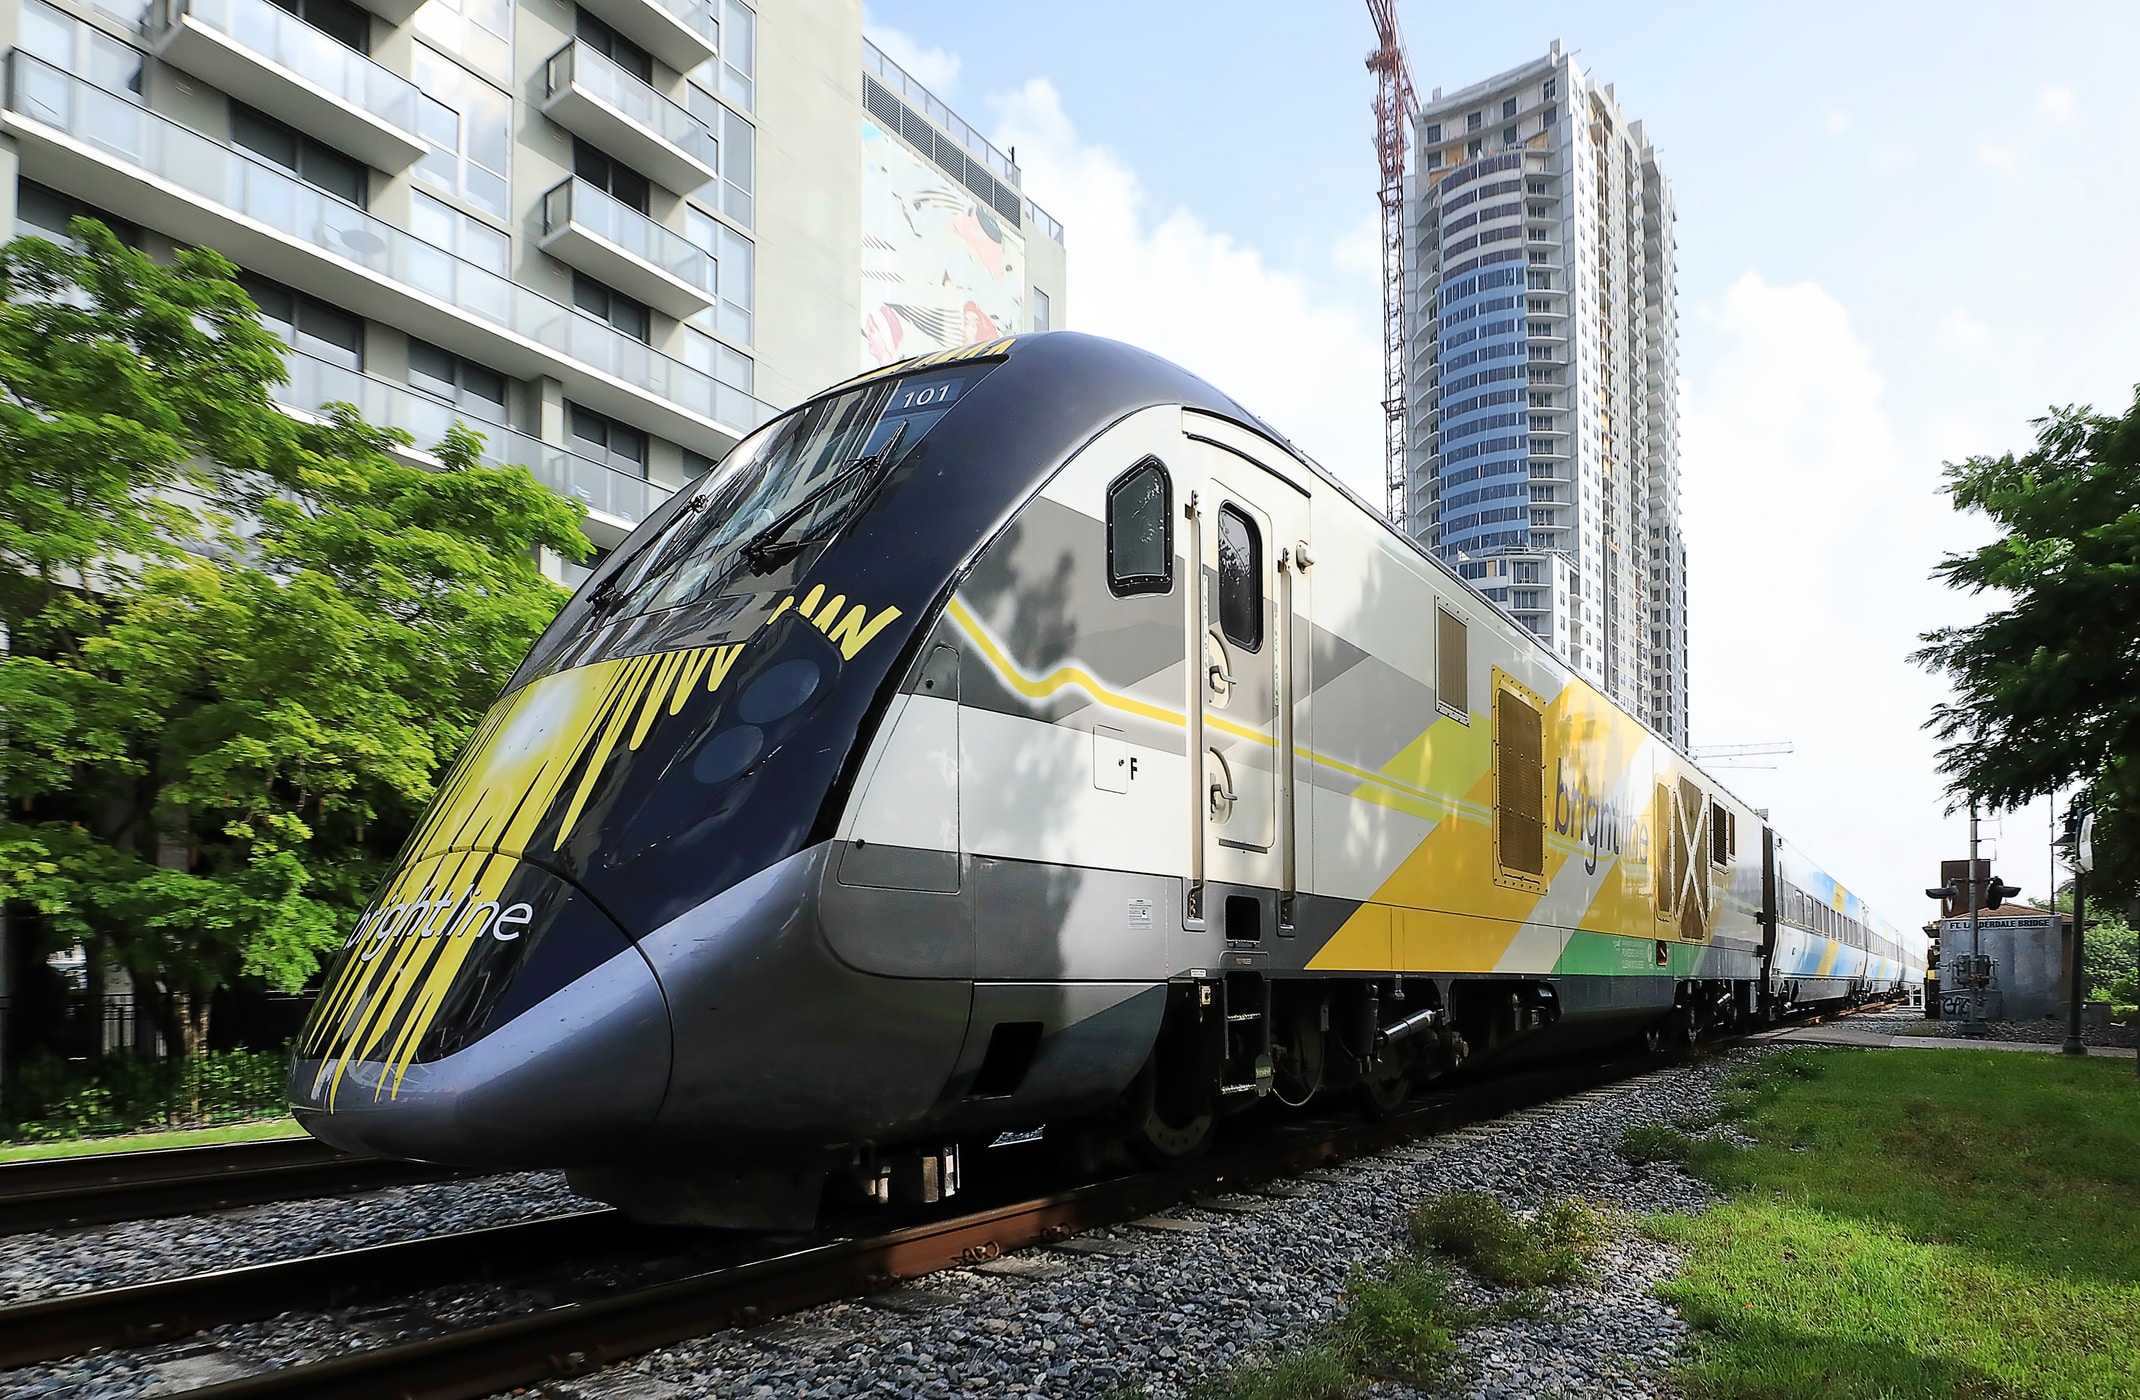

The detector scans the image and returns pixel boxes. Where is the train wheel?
[1127,1056,1214,1164]
[1357,1058,1410,1118]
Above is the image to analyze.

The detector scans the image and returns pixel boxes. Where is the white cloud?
[1937,309,1991,355]
[988,79,1385,500]
[1821,107,1853,136]
[863,17,961,98]
[2039,85,2077,123]
[1979,141,2024,174]
[1681,274,1983,926]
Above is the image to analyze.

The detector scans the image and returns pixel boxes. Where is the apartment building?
[1403,40,1686,746]
[0,0,1064,575]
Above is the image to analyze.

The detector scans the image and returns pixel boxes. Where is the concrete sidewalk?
[1756,1025,2138,1058]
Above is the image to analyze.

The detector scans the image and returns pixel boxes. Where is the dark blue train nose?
[289,861,671,1168]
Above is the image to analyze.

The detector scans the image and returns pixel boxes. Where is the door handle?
[1210,780,1238,807]
[1208,662,1235,689]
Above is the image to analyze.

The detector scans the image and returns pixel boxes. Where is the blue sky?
[866,1,2140,925]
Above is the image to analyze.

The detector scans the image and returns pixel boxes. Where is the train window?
[1710,802,1730,865]
[1436,608,1470,723]
[1493,678,1545,883]
[1216,504,1262,650]
[1105,459,1172,596]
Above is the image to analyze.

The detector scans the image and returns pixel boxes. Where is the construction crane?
[1366,0,1420,527]
[1691,742,1796,771]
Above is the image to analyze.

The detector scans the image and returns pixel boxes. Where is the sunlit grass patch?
[1650,1047,2140,1400]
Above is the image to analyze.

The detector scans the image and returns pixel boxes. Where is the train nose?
[288,858,671,1168]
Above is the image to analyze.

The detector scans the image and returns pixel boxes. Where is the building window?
[575,9,652,82]
[1033,287,1051,333]
[240,273,363,370]
[1542,77,1557,99]
[408,337,507,422]
[1542,104,1557,126]
[688,86,755,228]
[1502,97,1517,119]
[272,0,368,52]
[1468,138,1483,158]
[1215,504,1262,650]
[1466,111,1482,131]
[1425,121,1442,143]
[410,44,511,220]
[573,138,650,213]
[714,223,754,344]
[1105,458,1172,597]
[16,180,138,248]
[717,0,755,111]
[573,273,652,343]
[1503,125,1519,146]
[568,403,648,478]
[1426,148,1442,170]
[231,103,367,206]
[682,449,715,477]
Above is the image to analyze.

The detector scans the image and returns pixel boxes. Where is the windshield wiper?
[740,419,908,574]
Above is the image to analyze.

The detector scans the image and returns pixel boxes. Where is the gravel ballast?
[537,1053,1765,1400]
[0,1048,1797,1399]
[0,1169,581,1308]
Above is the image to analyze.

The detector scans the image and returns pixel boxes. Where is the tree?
[0,221,589,1056]
[1915,390,2140,910]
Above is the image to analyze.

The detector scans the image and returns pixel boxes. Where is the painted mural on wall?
[861,119,1026,369]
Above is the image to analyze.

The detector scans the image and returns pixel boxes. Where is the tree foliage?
[1915,391,2140,908]
[0,221,588,1051]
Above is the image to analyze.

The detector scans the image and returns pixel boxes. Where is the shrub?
[4,1048,288,1141]
[1406,1190,1607,1288]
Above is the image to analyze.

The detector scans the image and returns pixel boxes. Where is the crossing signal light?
[1983,877,2022,911]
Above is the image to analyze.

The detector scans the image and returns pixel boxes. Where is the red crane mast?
[1366,0,1420,527]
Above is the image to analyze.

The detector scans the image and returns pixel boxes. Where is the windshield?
[590,361,997,622]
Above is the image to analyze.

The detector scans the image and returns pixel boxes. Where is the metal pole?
[2062,864,2086,1055]
[1964,800,1988,1038]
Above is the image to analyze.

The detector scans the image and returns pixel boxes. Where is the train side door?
[1184,435,1308,949]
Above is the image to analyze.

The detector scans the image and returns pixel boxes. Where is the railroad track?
[0,1136,466,1237]
[5,1001,1900,1398]
[1,1045,1706,1400]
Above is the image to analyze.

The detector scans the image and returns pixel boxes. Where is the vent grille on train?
[1678,777,1707,941]
[1494,683,1544,879]
[1437,608,1469,722]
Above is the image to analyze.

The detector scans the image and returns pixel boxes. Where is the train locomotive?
[289,332,1924,1227]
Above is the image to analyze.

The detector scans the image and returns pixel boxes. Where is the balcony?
[540,177,715,319]
[542,41,717,196]
[276,348,667,542]
[573,0,717,76]
[149,0,426,171]
[3,54,775,456]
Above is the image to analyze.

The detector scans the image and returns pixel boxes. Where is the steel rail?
[169,1049,1674,1400]
[0,1137,466,1237]
[0,1208,667,1369]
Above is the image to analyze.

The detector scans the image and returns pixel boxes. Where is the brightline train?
[290,333,1925,1227]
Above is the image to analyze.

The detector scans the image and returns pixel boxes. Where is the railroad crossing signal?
[1926,859,2021,915]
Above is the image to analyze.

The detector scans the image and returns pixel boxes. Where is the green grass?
[0,1116,302,1163]
[1647,1047,2140,1400]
